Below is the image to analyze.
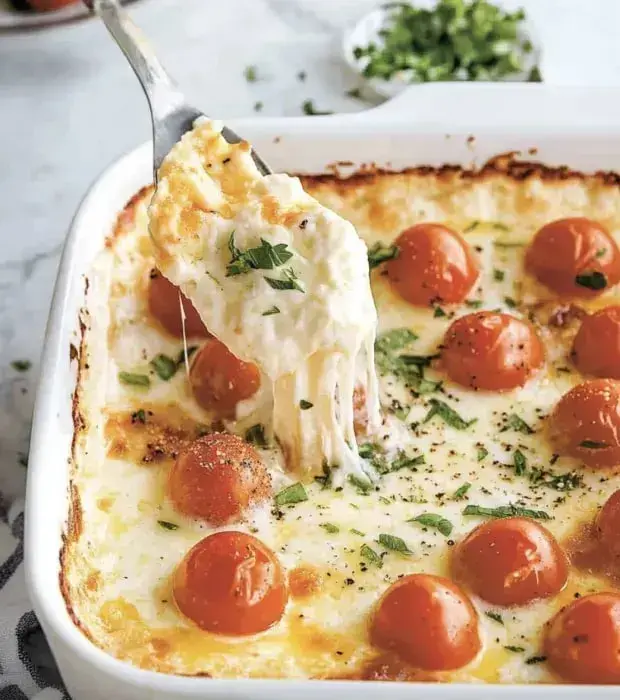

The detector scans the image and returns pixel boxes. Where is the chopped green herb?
[400,354,438,368]
[302,100,333,116]
[463,504,550,520]
[131,409,147,424]
[391,451,425,471]
[423,399,476,430]
[477,446,489,461]
[504,296,517,308]
[274,482,308,506]
[264,268,304,292]
[262,306,281,316]
[349,474,372,494]
[360,544,383,568]
[465,299,483,309]
[320,523,340,534]
[501,413,534,434]
[453,482,472,500]
[485,611,504,625]
[157,520,179,531]
[118,371,150,387]
[244,65,257,82]
[375,328,418,354]
[464,221,480,233]
[433,306,447,318]
[245,424,267,447]
[150,354,178,381]
[528,66,542,82]
[346,87,363,99]
[513,449,527,476]
[494,240,525,248]
[359,443,390,475]
[253,101,263,112]
[299,399,314,410]
[409,513,453,536]
[227,233,294,277]
[575,271,607,291]
[504,645,525,653]
[491,222,511,232]
[493,269,505,282]
[379,496,392,505]
[175,345,198,366]
[11,360,31,372]
[350,528,365,536]
[378,533,412,554]
[528,468,583,492]
[580,440,608,449]
[525,656,547,665]
[368,242,399,269]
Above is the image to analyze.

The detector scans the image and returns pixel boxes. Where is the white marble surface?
[1,0,620,501]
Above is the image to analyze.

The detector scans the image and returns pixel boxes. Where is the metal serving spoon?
[83,0,271,181]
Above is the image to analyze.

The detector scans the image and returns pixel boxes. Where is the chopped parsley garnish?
[596,248,607,258]
[501,413,534,434]
[245,424,267,447]
[464,221,480,233]
[360,544,383,568]
[157,520,179,531]
[433,306,447,318]
[11,360,31,372]
[302,99,333,116]
[391,451,425,471]
[525,655,547,665]
[477,446,489,461]
[465,299,483,309]
[244,65,257,82]
[378,533,412,554]
[350,528,365,536]
[368,242,399,269]
[580,440,608,449]
[494,240,525,248]
[320,523,340,534]
[453,482,472,500]
[118,371,150,387]
[349,474,373,495]
[504,296,517,308]
[299,399,314,410]
[227,233,294,277]
[375,328,418,355]
[346,87,363,99]
[274,482,308,506]
[254,101,263,112]
[264,268,304,292]
[359,442,390,475]
[18,453,28,468]
[513,449,527,476]
[150,354,178,380]
[485,611,504,625]
[575,271,607,290]
[528,468,583,492]
[262,306,281,316]
[175,345,198,366]
[423,399,476,430]
[131,409,147,424]
[463,504,550,520]
[504,646,525,653]
[409,513,453,536]
[493,269,505,282]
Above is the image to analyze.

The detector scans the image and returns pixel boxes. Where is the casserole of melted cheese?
[61,148,620,684]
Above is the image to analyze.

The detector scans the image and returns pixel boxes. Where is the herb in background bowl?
[343,0,541,99]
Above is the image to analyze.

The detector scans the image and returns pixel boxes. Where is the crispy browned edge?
[57,152,620,678]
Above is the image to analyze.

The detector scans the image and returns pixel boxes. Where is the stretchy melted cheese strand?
[148,119,380,483]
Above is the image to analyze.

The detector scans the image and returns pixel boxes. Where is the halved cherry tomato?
[572,306,620,379]
[168,433,271,525]
[442,311,544,391]
[549,379,620,468]
[596,490,620,558]
[173,531,287,635]
[189,338,260,418]
[370,573,481,670]
[453,517,568,606]
[148,269,209,339]
[526,217,620,297]
[386,223,479,307]
[545,592,620,683]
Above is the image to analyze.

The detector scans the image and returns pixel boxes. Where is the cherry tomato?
[168,433,271,525]
[27,0,77,9]
[442,311,544,391]
[572,306,620,379]
[453,517,568,606]
[386,223,479,307]
[596,490,620,558]
[550,379,620,468]
[370,573,481,670]
[189,338,260,418]
[148,269,209,339]
[545,592,620,684]
[173,531,287,635]
[526,217,620,298]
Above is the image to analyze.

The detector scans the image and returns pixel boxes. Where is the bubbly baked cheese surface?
[62,156,620,683]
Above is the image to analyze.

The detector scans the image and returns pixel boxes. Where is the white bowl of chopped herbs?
[344,0,542,100]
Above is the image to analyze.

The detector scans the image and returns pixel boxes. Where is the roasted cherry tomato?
[549,379,620,468]
[572,306,620,379]
[596,490,620,558]
[441,311,544,391]
[526,217,620,297]
[453,517,568,606]
[147,269,209,339]
[370,573,481,670]
[386,223,479,307]
[189,338,260,418]
[173,531,287,635]
[545,592,620,684]
[168,433,270,525]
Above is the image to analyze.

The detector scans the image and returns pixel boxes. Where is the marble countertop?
[1,0,620,501]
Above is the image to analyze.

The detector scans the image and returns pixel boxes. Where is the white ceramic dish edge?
[25,84,620,700]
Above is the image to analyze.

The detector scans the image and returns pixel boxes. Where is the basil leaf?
[501,413,534,434]
[409,513,453,536]
[118,371,150,387]
[157,520,179,531]
[375,328,418,354]
[391,451,425,471]
[227,234,294,277]
[378,533,412,554]
[485,611,504,625]
[245,424,267,447]
[299,399,314,410]
[513,449,527,476]
[150,354,178,380]
[575,271,607,290]
[264,268,304,292]
[360,544,383,568]
[368,242,399,269]
[320,523,339,534]
[433,306,447,318]
[477,446,489,461]
[528,468,583,492]
[423,399,476,430]
[463,504,550,520]
[453,482,471,500]
[274,482,308,506]
[262,306,281,316]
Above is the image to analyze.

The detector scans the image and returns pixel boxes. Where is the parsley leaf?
[423,399,476,430]
[131,409,147,424]
[150,354,178,381]
[485,611,504,625]
[274,482,308,506]
[391,450,425,471]
[157,520,179,531]
[299,399,314,410]
[477,446,489,461]
[575,271,607,290]
[244,65,258,82]
[378,533,412,554]
[528,468,583,492]
[118,371,150,387]
[227,233,294,277]
[453,482,472,500]
[264,267,304,292]
[433,306,447,318]
[513,449,527,476]
[302,99,333,116]
[409,513,453,536]
[463,504,550,520]
[360,544,383,568]
[501,413,534,434]
[11,360,31,372]
[375,328,418,355]
[262,306,280,316]
[320,523,339,534]
[505,646,525,653]
[368,242,399,269]
[493,269,505,282]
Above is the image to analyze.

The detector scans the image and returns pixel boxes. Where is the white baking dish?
[24,83,620,700]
